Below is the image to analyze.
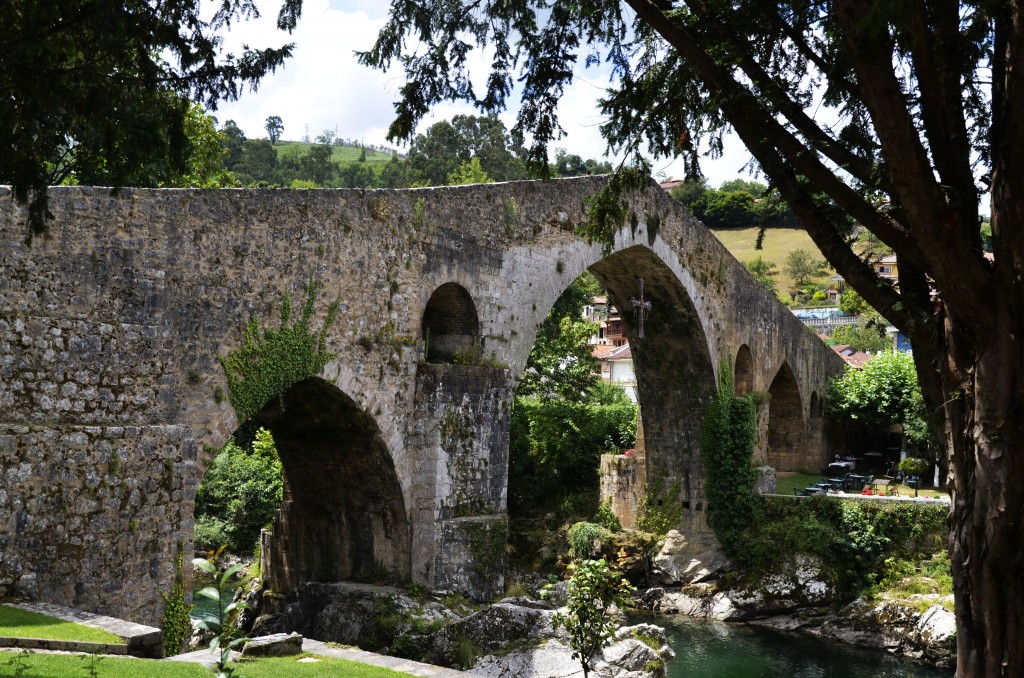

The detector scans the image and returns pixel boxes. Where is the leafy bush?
[193,514,230,552]
[546,559,635,678]
[195,427,283,554]
[567,522,612,559]
[593,502,622,533]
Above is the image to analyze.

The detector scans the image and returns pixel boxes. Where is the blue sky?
[211,0,752,185]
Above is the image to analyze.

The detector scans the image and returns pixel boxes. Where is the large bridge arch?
[244,377,411,590]
[0,178,843,624]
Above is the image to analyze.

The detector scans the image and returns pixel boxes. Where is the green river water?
[639,613,955,678]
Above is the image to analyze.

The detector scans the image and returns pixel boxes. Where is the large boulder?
[650,530,729,586]
[430,597,555,667]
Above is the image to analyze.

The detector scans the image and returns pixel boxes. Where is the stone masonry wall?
[0,179,844,624]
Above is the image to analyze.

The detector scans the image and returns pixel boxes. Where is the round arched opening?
[766,362,807,471]
[242,377,410,591]
[422,282,480,362]
[734,344,754,395]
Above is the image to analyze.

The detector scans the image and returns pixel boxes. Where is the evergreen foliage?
[827,351,931,451]
[219,282,338,422]
[3,0,299,235]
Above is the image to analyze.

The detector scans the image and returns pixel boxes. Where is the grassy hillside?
[710,226,833,299]
[273,140,397,168]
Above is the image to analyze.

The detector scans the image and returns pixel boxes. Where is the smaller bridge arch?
[766,362,808,471]
[734,344,754,395]
[422,282,480,363]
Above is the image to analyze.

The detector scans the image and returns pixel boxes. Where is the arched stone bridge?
[0,178,844,624]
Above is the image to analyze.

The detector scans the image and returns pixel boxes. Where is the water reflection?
[631,614,954,678]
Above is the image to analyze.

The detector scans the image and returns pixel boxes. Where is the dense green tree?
[447,157,494,185]
[518,273,602,401]
[378,154,416,188]
[554,149,614,177]
[669,177,709,209]
[233,139,279,186]
[220,120,248,170]
[299,141,337,185]
[169,103,238,188]
[699,189,757,228]
[194,428,284,554]
[405,114,527,185]
[838,288,873,317]
[337,162,378,188]
[718,178,767,197]
[784,249,827,288]
[828,351,930,453]
[359,4,1024,668]
[2,0,298,234]
[829,322,890,355]
[265,115,285,145]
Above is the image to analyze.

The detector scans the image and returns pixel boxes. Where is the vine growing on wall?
[701,358,761,559]
[219,282,339,422]
[468,518,508,599]
[576,162,651,255]
[159,544,193,658]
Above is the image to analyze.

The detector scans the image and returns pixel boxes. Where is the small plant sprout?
[193,546,252,677]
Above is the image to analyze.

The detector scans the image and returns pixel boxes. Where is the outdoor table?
[828,461,852,473]
[828,478,845,491]
[804,487,824,495]
[845,474,866,492]
[870,478,891,496]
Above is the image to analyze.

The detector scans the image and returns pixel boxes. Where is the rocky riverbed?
[635,529,956,670]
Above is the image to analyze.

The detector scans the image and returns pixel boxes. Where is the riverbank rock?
[470,622,674,678]
[249,581,460,656]
[749,595,956,669]
[640,553,838,621]
[650,530,728,586]
[430,597,555,667]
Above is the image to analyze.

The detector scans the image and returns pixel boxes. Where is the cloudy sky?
[210,0,752,186]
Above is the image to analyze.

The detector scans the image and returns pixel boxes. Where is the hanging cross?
[630,276,652,339]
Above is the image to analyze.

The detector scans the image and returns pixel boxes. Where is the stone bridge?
[0,177,844,625]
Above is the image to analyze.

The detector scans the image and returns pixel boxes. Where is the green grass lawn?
[773,471,950,499]
[710,226,832,296]
[773,472,824,496]
[1,652,416,677]
[0,605,124,644]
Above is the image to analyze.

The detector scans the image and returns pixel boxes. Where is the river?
[633,613,954,678]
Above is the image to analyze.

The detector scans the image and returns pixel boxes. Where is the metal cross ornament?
[630,277,653,339]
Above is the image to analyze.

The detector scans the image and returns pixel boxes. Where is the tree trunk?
[933,300,1024,676]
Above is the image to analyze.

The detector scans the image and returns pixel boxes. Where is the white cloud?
[211,0,752,186]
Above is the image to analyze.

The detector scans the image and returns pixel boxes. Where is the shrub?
[567,522,612,559]
[193,515,230,552]
[593,502,622,533]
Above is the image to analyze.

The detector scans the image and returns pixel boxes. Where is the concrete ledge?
[6,602,161,658]
[0,635,128,655]
[168,637,474,676]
